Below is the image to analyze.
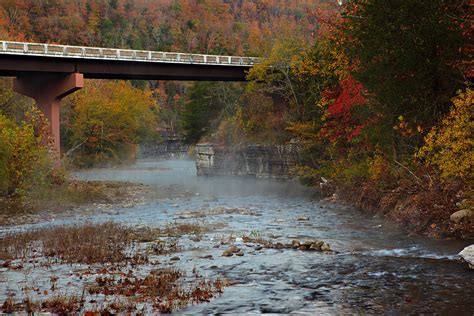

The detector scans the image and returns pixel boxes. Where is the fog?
[74,159,317,199]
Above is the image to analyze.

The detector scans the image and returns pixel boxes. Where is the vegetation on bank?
[0,1,321,210]
[0,78,156,213]
[197,1,473,238]
[0,0,471,237]
[61,80,159,167]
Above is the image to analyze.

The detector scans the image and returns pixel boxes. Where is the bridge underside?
[0,55,250,81]
[0,54,251,163]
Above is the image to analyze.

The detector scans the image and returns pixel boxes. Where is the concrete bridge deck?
[0,41,261,158]
[0,41,260,80]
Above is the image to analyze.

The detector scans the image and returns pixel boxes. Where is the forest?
[0,0,472,238]
[0,1,473,314]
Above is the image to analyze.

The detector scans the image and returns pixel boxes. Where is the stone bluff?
[196,143,300,179]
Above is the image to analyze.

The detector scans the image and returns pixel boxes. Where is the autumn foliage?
[0,1,471,236]
[418,89,474,183]
[62,81,158,167]
[0,109,53,197]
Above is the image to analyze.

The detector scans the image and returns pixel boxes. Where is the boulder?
[222,249,233,257]
[450,209,473,223]
[222,245,241,257]
[275,242,285,249]
[321,242,331,252]
[459,245,474,269]
[291,240,301,249]
[308,241,322,250]
[228,245,241,253]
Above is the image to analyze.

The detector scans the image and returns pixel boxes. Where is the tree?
[0,110,53,197]
[181,82,243,144]
[343,0,471,135]
[418,89,474,183]
[62,80,158,166]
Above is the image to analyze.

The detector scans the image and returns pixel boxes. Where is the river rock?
[228,245,241,253]
[291,240,301,249]
[459,245,474,269]
[198,255,213,259]
[170,256,180,261]
[321,242,331,252]
[450,209,473,223]
[222,249,233,257]
[275,242,285,249]
[222,245,241,257]
[309,241,324,251]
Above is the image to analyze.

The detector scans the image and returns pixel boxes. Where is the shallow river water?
[2,159,473,314]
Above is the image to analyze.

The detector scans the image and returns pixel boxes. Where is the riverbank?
[195,143,473,240]
[321,180,473,240]
[0,181,152,227]
[1,159,472,314]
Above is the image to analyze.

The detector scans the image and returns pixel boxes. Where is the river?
[1,159,473,314]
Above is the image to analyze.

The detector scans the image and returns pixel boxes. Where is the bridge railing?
[0,41,261,66]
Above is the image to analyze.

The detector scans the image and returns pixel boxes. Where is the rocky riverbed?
[0,181,152,227]
[0,159,473,314]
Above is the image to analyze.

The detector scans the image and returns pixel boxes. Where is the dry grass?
[131,222,225,242]
[0,222,223,263]
[1,268,227,314]
[0,221,229,314]
[26,181,111,211]
[40,295,84,314]
[86,268,227,313]
[0,222,135,263]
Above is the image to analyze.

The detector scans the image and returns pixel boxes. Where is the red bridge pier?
[13,73,84,159]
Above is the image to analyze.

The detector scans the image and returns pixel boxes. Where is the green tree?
[181,82,243,144]
[343,0,470,151]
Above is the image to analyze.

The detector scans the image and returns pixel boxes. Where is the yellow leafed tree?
[63,81,158,166]
[418,89,473,183]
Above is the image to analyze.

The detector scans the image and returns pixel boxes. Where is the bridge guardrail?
[0,41,261,67]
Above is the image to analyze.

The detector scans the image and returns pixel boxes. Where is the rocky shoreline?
[319,180,473,240]
[0,181,153,227]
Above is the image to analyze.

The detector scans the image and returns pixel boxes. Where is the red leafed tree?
[320,76,371,143]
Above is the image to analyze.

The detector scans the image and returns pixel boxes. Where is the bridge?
[0,41,260,157]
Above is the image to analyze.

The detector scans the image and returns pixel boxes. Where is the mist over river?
[2,159,473,314]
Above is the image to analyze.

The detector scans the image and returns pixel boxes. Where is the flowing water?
[1,159,473,314]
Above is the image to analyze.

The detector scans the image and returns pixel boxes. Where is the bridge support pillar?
[13,73,84,161]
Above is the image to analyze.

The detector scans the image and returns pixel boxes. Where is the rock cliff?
[196,143,299,179]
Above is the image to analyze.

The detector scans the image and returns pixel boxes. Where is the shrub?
[418,89,473,183]
[0,111,53,197]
